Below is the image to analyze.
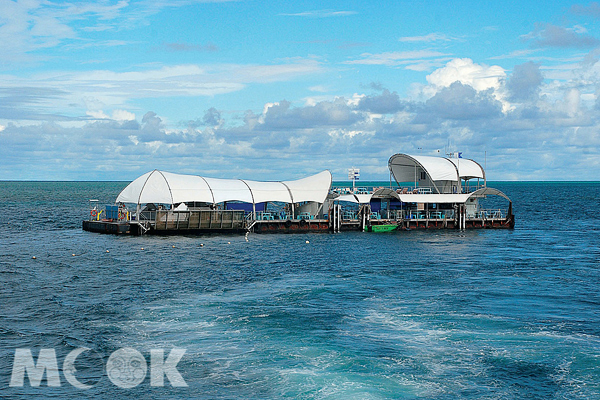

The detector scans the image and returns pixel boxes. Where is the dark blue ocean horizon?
[0,181,599,399]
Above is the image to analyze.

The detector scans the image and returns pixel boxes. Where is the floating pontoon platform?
[82,153,515,236]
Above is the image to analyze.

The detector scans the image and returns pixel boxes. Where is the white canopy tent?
[116,170,333,206]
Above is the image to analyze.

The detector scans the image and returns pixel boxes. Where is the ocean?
[0,181,599,399]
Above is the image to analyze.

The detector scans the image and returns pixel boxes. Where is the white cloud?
[3,54,600,180]
[86,110,110,120]
[86,109,137,123]
[348,93,365,107]
[563,88,581,116]
[399,33,454,43]
[259,102,279,124]
[0,59,325,123]
[0,0,236,64]
[404,58,454,72]
[413,58,511,111]
[0,0,133,63]
[488,49,541,60]
[345,50,451,67]
[420,58,516,111]
[63,40,131,51]
[128,135,139,145]
[426,58,506,91]
[328,128,373,139]
[309,85,329,92]
[3,76,600,180]
[113,109,136,121]
[522,23,600,48]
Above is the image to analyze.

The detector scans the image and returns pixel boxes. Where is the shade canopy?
[447,158,485,180]
[335,193,373,204]
[388,153,486,194]
[468,187,511,202]
[116,170,332,205]
[389,154,459,183]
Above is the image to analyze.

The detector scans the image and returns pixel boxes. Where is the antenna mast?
[348,167,360,193]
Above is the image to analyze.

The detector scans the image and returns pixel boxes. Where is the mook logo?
[9,347,187,389]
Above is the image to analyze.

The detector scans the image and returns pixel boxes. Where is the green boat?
[366,224,398,232]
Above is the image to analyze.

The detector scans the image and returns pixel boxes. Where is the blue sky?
[1,0,600,181]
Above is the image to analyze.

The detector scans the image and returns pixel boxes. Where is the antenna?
[484,150,487,172]
[446,140,453,158]
[348,167,360,192]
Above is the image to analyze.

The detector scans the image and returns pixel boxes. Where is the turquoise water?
[0,181,599,398]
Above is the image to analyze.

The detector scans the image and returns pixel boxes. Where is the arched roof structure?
[334,193,373,204]
[389,154,459,182]
[447,158,485,180]
[468,187,511,202]
[388,153,486,193]
[116,170,332,205]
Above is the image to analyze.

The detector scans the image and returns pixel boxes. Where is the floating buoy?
[72,253,76,257]
[106,250,110,253]
[141,247,145,250]
[172,245,176,248]
[32,256,36,259]
[200,244,204,247]
[227,241,231,244]
[305,240,310,244]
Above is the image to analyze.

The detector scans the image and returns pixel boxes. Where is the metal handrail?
[139,210,157,222]
[476,209,506,219]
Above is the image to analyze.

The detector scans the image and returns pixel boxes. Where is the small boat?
[365,224,398,232]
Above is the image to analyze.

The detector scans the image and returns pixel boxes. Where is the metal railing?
[139,210,157,223]
[405,210,455,220]
[382,209,507,220]
[253,211,296,220]
[475,209,506,219]
[331,184,485,195]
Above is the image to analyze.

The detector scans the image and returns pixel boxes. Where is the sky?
[1,0,600,181]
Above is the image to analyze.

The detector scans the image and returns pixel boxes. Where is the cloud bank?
[3,56,600,181]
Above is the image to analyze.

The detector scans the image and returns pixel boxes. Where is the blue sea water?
[0,181,599,399]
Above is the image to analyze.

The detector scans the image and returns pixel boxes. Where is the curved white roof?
[389,153,485,183]
[447,158,485,179]
[389,154,459,182]
[335,193,373,204]
[116,170,332,205]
